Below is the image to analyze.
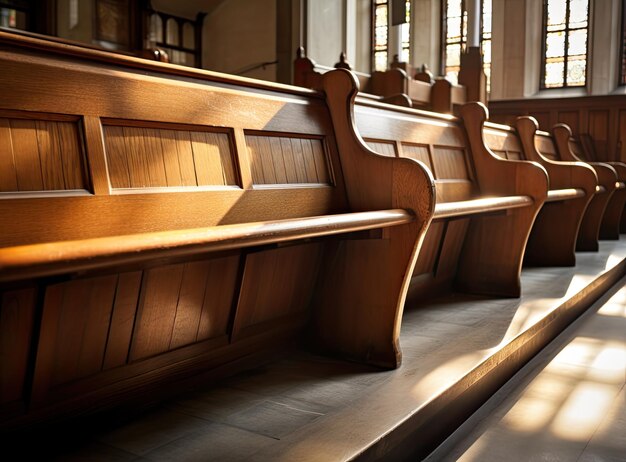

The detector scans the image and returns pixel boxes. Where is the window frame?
[539,0,590,89]
[371,0,389,73]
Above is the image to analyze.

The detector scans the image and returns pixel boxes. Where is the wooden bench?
[0,32,435,430]
[515,118,615,252]
[347,97,548,299]
[293,48,465,113]
[483,118,596,266]
[552,124,626,240]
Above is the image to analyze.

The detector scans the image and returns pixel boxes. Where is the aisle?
[428,280,626,462]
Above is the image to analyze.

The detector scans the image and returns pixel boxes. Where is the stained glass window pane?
[375,51,388,72]
[566,58,586,86]
[546,32,565,58]
[446,43,461,67]
[547,0,567,30]
[447,16,462,40]
[568,29,587,56]
[542,0,588,88]
[545,60,565,87]
[569,0,588,28]
[447,0,462,19]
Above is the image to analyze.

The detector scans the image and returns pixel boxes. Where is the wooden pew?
[350,98,548,299]
[0,32,435,429]
[552,125,626,240]
[516,119,616,252]
[483,119,596,266]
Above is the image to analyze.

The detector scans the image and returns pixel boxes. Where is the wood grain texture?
[246,134,330,185]
[554,125,626,241]
[364,139,397,158]
[515,116,597,265]
[0,288,36,406]
[0,117,85,192]
[104,125,237,188]
[233,243,323,340]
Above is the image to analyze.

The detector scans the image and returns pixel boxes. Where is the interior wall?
[411,0,440,75]
[305,0,344,68]
[203,0,277,80]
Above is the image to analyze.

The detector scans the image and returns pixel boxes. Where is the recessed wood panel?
[103,125,237,188]
[246,134,330,185]
[0,288,36,405]
[130,255,240,361]
[432,147,470,180]
[0,117,85,192]
[50,275,118,386]
[365,139,397,157]
[401,143,431,168]
[233,243,323,337]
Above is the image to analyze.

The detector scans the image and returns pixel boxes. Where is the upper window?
[372,0,410,72]
[541,0,589,88]
[442,0,492,89]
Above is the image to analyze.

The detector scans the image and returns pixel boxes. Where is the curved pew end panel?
[514,116,597,265]
[353,98,546,300]
[457,103,547,296]
[0,34,435,431]
[553,124,626,241]
[316,69,435,368]
[534,127,614,252]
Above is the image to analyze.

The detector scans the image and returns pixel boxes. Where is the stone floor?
[38,239,626,461]
[428,277,626,462]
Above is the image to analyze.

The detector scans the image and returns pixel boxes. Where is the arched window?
[541,0,589,88]
[441,0,491,88]
[372,0,411,72]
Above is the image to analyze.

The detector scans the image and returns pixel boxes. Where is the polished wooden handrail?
[433,195,533,219]
[0,209,414,282]
[546,188,586,202]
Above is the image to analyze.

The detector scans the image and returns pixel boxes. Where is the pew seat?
[0,32,435,431]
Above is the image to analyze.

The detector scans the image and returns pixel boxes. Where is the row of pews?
[0,30,623,436]
[294,48,467,114]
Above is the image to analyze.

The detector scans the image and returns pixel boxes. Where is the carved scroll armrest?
[516,117,597,197]
[460,102,548,204]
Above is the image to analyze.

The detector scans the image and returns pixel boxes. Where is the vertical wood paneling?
[432,147,469,179]
[159,130,183,186]
[175,131,198,186]
[536,137,558,160]
[75,276,118,378]
[279,137,297,182]
[143,128,168,187]
[196,255,240,341]
[619,110,626,162]
[365,139,397,157]
[557,111,579,135]
[104,126,131,188]
[401,143,431,168]
[129,264,184,360]
[104,125,236,188]
[169,261,211,350]
[246,134,330,185]
[589,110,610,157]
[57,122,84,189]
[36,121,65,190]
[233,244,322,337]
[0,119,18,191]
[308,138,330,183]
[124,126,150,187]
[0,288,36,405]
[10,119,43,190]
[51,276,118,385]
[103,271,142,370]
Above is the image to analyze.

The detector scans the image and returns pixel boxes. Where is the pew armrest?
[0,209,414,283]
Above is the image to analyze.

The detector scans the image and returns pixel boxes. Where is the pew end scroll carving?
[314,69,436,368]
